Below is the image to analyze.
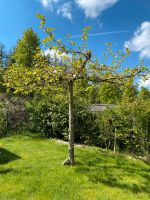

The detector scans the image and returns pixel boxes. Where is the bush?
[26,95,99,143]
[94,101,150,157]
[0,94,28,136]
[0,92,149,159]
[26,95,68,138]
[74,103,99,144]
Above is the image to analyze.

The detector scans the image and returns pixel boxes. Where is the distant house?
[89,104,115,112]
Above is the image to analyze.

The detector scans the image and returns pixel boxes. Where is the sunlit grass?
[0,135,149,200]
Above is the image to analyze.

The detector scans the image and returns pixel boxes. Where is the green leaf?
[45,27,56,32]
[36,14,45,21]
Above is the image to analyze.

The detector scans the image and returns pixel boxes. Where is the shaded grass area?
[0,135,149,200]
[0,147,21,164]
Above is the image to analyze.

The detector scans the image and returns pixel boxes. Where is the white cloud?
[39,0,59,10]
[75,0,118,18]
[124,21,150,59]
[57,3,72,20]
[45,49,66,58]
[44,49,71,63]
[139,76,150,88]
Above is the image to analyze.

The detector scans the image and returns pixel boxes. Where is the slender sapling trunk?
[63,80,75,165]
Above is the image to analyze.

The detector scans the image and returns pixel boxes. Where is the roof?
[89,104,116,112]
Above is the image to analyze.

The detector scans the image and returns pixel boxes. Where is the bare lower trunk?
[63,80,75,166]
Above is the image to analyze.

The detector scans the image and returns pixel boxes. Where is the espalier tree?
[4,14,147,165]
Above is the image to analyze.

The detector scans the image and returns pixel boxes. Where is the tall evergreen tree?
[0,43,6,92]
[13,28,40,67]
[0,43,6,68]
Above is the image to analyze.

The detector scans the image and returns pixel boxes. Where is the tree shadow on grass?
[0,148,21,165]
[75,150,150,194]
[0,168,18,174]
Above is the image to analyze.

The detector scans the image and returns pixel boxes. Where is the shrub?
[26,95,68,138]
[0,94,28,136]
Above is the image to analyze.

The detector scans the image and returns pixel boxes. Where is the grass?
[0,135,149,200]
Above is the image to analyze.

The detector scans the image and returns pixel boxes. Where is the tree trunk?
[145,122,150,163]
[114,127,117,153]
[63,80,75,165]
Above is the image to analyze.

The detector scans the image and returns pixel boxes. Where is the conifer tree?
[13,28,40,67]
[0,43,6,68]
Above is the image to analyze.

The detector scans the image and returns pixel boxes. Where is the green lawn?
[0,135,149,200]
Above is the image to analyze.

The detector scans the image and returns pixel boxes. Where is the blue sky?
[0,0,150,86]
